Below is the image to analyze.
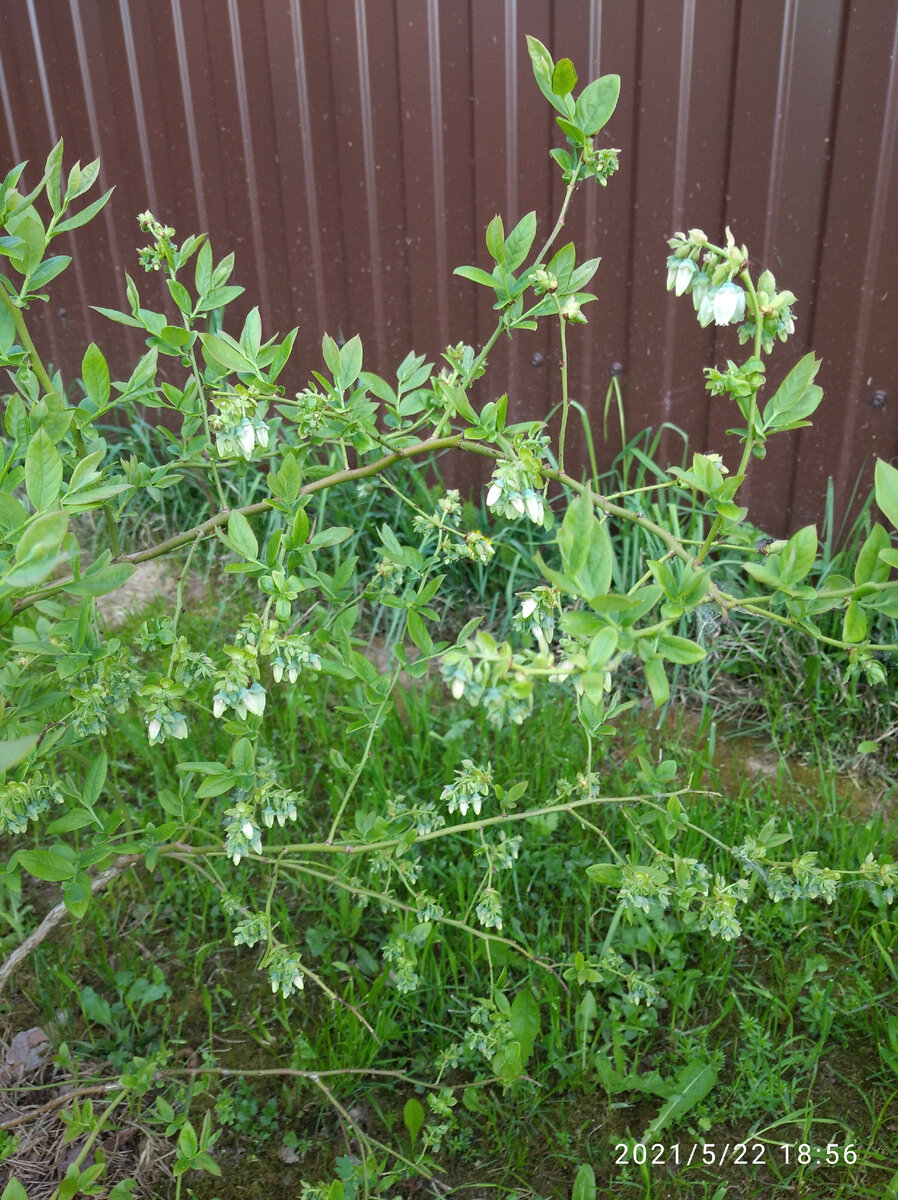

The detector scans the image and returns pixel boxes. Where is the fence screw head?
[531,352,545,367]
[868,389,888,409]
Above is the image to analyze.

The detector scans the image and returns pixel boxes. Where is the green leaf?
[178,1120,199,1160]
[227,511,259,560]
[454,264,500,290]
[643,1060,718,1140]
[762,353,823,431]
[25,428,64,510]
[338,334,363,389]
[875,458,898,530]
[17,846,77,882]
[526,35,568,116]
[509,987,540,1063]
[854,523,892,586]
[82,342,111,407]
[779,524,817,586]
[574,74,620,135]
[63,563,135,597]
[556,488,614,600]
[0,734,38,773]
[308,526,352,549]
[842,599,867,643]
[504,211,537,272]
[403,1097,425,1143]
[585,862,622,886]
[63,873,92,920]
[2,1179,30,1200]
[83,748,107,807]
[657,634,706,665]
[15,510,68,562]
[52,188,114,234]
[199,331,256,375]
[572,1164,597,1200]
[406,609,433,656]
[644,657,670,707]
[551,58,578,97]
[5,207,46,274]
[485,214,505,265]
[27,254,71,290]
[322,334,341,378]
[167,278,193,315]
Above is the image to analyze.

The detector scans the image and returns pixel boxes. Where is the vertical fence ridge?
[427,0,449,350]
[170,0,208,233]
[762,0,798,265]
[838,7,898,489]
[288,0,328,336]
[117,0,157,213]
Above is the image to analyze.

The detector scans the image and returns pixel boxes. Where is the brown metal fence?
[1,0,896,536]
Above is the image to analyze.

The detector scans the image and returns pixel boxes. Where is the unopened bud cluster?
[210,389,270,460]
[136,210,176,272]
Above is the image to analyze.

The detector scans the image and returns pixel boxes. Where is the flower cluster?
[696,874,751,941]
[485,430,549,527]
[212,644,266,721]
[0,769,64,836]
[704,356,766,401]
[382,931,421,994]
[266,948,305,998]
[385,793,446,836]
[285,387,329,438]
[737,268,797,353]
[440,759,493,818]
[860,854,898,905]
[136,210,175,272]
[666,227,748,327]
[140,677,189,745]
[70,652,141,738]
[486,463,545,524]
[223,797,263,865]
[256,782,302,829]
[222,783,303,865]
[582,141,620,186]
[767,853,840,904]
[209,389,270,459]
[512,585,561,643]
[232,911,271,948]
[440,631,537,727]
[234,614,321,684]
[475,887,503,930]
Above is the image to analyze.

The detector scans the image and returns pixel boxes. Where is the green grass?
[3,579,897,1198]
[4,425,897,1200]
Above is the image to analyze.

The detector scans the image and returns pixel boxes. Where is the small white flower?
[237,420,255,457]
[520,597,538,620]
[511,494,526,516]
[242,820,255,839]
[451,677,465,699]
[486,482,502,508]
[232,850,243,866]
[147,717,161,741]
[213,693,227,718]
[524,491,543,524]
[712,281,746,326]
[674,258,696,296]
[255,422,269,449]
[241,683,266,716]
[292,973,304,991]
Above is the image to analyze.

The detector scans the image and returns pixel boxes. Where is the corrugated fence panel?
[0,0,895,537]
